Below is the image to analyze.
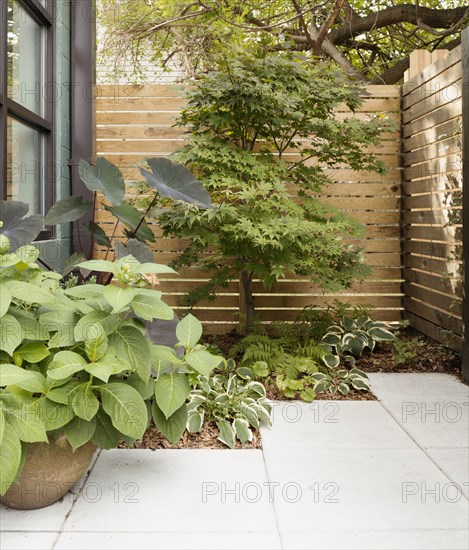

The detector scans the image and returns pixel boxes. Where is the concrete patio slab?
[380,400,469,449]
[368,373,469,402]
[263,401,414,449]
[262,447,469,533]
[62,449,278,534]
[54,531,282,549]
[0,374,467,550]
[281,529,469,550]
[0,532,59,550]
[425,448,469,498]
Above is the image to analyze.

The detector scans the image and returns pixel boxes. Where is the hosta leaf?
[185,349,223,377]
[0,423,22,495]
[154,373,190,419]
[45,195,92,225]
[186,410,204,433]
[152,401,187,444]
[322,354,340,369]
[100,382,148,439]
[234,417,252,444]
[176,314,202,348]
[338,382,350,396]
[369,327,395,341]
[217,420,235,449]
[79,157,125,206]
[141,157,212,208]
[71,383,100,421]
[64,416,97,451]
[351,378,370,391]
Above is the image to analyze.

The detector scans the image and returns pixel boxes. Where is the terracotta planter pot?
[0,434,97,510]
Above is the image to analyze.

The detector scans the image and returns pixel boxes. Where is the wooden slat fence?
[402,46,463,351]
[95,83,403,332]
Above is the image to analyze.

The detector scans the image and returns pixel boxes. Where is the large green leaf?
[154,373,190,419]
[5,280,57,305]
[0,314,22,356]
[47,350,88,380]
[126,374,155,400]
[85,324,108,362]
[152,401,187,445]
[46,380,80,405]
[85,362,115,383]
[115,239,154,263]
[141,158,212,208]
[0,364,42,387]
[0,200,43,251]
[16,342,50,363]
[130,295,174,321]
[100,382,148,439]
[6,403,48,443]
[110,326,151,382]
[185,349,223,376]
[149,344,181,376]
[92,409,121,450]
[71,383,100,421]
[64,416,97,451]
[44,195,93,225]
[74,311,118,342]
[176,314,202,348]
[105,203,155,243]
[0,422,22,495]
[0,286,11,317]
[102,285,137,313]
[79,157,125,206]
[11,370,46,393]
[34,397,73,431]
[0,404,5,446]
[81,222,111,248]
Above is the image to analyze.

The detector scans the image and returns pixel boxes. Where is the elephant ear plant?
[0,231,229,495]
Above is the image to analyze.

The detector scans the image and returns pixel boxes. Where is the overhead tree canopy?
[98,0,469,83]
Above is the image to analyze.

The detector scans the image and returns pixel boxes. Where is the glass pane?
[7,117,44,216]
[7,0,45,116]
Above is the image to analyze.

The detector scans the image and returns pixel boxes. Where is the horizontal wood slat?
[95,84,403,329]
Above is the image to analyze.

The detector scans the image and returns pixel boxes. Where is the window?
[0,0,54,239]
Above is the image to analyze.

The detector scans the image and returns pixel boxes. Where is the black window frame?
[0,0,55,240]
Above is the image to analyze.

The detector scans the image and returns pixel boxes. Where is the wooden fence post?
[461,27,469,383]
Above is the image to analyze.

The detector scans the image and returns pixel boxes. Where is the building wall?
[38,0,72,271]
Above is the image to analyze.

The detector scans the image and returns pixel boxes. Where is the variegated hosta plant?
[0,233,226,495]
[186,362,272,448]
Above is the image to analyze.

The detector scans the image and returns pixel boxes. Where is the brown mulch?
[118,421,262,450]
[124,327,461,450]
[355,327,461,376]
